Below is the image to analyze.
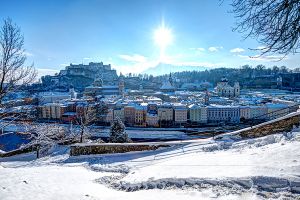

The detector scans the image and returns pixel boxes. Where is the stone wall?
[70,143,170,156]
[238,112,300,138]
[0,145,36,158]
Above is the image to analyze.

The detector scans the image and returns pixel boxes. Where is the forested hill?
[156,65,297,87]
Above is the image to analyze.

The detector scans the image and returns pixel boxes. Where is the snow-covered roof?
[207,104,240,109]
[160,80,175,90]
[265,103,289,109]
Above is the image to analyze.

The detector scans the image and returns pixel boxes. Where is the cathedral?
[160,73,176,93]
[215,78,240,98]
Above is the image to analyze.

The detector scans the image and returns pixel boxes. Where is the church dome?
[160,80,175,91]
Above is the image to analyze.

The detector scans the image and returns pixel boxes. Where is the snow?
[0,163,256,200]
[1,129,300,199]
[122,134,300,183]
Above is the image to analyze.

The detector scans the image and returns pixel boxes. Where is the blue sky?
[0,0,299,77]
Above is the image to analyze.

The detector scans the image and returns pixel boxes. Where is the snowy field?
[1,129,300,199]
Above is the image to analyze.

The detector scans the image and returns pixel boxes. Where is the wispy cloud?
[238,54,288,62]
[230,48,245,53]
[208,46,223,52]
[116,51,226,74]
[83,57,91,60]
[190,47,206,56]
[190,47,205,52]
[114,60,158,74]
[119,54,147,63]
[166,60,225,68]
[115,54,152,73]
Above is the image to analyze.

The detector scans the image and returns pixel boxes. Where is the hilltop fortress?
[41,62,119,91]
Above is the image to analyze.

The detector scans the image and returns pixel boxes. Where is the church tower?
[118,77,125,97]
[204,90,210,105]
[169,73,173,86]
[234,82,240,97]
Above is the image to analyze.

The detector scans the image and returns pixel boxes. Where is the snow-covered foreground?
[1,129,300,199]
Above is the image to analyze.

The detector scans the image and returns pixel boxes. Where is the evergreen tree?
[109,118,131,143]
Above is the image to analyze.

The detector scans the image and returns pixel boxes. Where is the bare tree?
[231,0,300,56]
[0,18,37,104]
[24,123,67,158]
[76,107,95,143]
[75,102,108,143]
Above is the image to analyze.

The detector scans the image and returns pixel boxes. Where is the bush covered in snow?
[109,118,131,143]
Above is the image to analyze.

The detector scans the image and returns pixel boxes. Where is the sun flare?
[154,26,173,49]
[154,23,173,61]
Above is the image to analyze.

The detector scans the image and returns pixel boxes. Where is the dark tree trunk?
[36,145,40,158]
[80,127,84,143]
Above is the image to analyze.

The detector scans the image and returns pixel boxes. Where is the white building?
[38,92,70,104]
[240,106,251,120]
[249,105,268,120]
[40,103,66,119]
[188,104,207,124]
[215,78,240,98]
[207,105,240,123]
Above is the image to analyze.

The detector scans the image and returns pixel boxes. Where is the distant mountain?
[143,63,210,76]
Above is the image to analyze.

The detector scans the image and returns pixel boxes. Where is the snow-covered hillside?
[1,129,300,199]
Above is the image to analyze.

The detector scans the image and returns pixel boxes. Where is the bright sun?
[154,26,173,49]
[154,23,173,61]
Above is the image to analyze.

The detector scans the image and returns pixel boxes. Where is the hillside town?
[1,62,299,129]
[1,0,300,199]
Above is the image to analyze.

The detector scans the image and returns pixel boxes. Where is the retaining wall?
[70,143,170,156]
[0,145,36,157]
[216,112,300,139]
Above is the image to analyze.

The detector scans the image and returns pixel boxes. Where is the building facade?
[39,103,66,119]
[240,106,251,120]
[134,105,146,126]
[173,104,188,125]
[146,113,159,127]
[207,105,240,123]
[124,105,136,125]
[189,104,208,124]
[158,104,174,127]
[215,78,240,98]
